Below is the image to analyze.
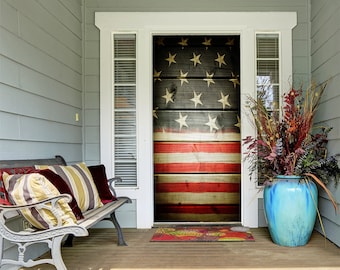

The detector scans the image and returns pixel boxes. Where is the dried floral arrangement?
[243,81,340,208]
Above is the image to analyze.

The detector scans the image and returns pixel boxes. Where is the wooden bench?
[0,156,131,270]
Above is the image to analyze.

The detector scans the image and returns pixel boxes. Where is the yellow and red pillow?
[2,172,77,229]
[0,167,84,220]
[37,169,84,220]
[35,163,103,212]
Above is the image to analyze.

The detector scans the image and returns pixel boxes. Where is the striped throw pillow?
[2,172,77,229]
[35,163,103,212]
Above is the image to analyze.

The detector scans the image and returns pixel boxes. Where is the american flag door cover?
[153,35,241,222]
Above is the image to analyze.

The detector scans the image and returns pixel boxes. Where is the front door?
[153,35,241,222]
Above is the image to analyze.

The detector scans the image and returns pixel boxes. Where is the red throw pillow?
[87,165,117,204]
[36,169,84,220]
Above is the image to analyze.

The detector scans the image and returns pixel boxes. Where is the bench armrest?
[107,177,122,197]
[0,194,73,228]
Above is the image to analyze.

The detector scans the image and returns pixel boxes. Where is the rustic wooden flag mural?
[153,35,241,222]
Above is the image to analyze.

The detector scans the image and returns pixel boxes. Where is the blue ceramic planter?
[263,175,318,247]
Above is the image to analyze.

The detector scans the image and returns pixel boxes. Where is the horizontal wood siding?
[311,0,340,247]
[0,0,83,163]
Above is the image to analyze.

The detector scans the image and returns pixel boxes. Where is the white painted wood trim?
[95,12,297,228]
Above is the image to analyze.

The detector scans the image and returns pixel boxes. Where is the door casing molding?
[95,12,297,228]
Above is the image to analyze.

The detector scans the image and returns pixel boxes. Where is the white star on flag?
[202,37,212,49]
[153,69,162,82]
[215,52,226,68]
[178,37,189,48]
[156,37,165,46]
[162,88,174,104]
[175,112,188,130]
[203,72,215,87]
[190,52,202,67]
[234,115,241,128]
[153,107,159,119]
[190,91,203,108]
[218,92,231,109]
[205,114,219,132]
[229,72,240,88]
[178,70,189,86]
[165,52,177,66]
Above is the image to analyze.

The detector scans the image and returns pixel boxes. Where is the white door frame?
[95,12,297,228]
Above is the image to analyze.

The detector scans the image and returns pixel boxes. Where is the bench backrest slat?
[0,155,67,169]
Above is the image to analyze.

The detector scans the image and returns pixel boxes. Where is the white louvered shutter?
[256,33,280,184]
[113,34,137,186]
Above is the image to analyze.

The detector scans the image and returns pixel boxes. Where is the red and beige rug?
[150,226,255,242]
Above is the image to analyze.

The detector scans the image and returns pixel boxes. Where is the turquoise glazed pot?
[263,175,318,247]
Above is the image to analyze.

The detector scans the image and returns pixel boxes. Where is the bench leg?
[51,235,67,270]
[110,212,127,246]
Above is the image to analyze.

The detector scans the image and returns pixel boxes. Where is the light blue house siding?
[0,0,83,163]
[310,0,340,246]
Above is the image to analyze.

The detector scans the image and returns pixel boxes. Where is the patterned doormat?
[150,226,255,242]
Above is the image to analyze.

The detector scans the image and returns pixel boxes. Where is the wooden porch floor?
[24,228,340,270]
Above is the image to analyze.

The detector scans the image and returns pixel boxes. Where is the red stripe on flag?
[154,163,241,173]
[154,142,240,153]
[156,204,240,215]
[156,182,240,193]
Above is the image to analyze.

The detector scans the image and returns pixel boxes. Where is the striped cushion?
[36,169,84,220]
[2,172,77,229]
[35,163,103,212]
[0,167,35,204]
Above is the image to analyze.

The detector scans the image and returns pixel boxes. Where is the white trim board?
[95,12,297,228]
